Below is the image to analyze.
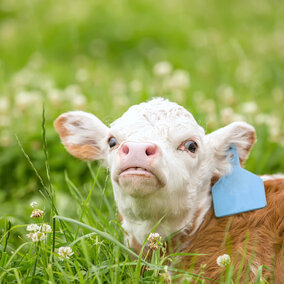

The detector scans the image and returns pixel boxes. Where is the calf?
[54,98,284,282]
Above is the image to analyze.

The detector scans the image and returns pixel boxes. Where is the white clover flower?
[129,80,142,93]
[207,113,218,129]
[113,94,129,107]
[266,116,281,139]
[148,232,162,250]
[47,89,63,106]
[58,246,74,260]
[200,99,216,113]
[255,113,269,124]
[167,70,190,90]
[75,68,89,82]
[0,114,10,127]
[172,89,185,103]
[254,114,281,139]
[32,232,46,242]
[232,113,245,122]
[64,84,82,96]
[30,209,44,218]
[39,79,54,92]
[216,84,235,105]
[72,94,87,108]
[15,91,42,110]
[40,224,52,233]
[153,61,172,77]
[27,231,46,242]
[148,232,161,241]
[220,107,234,124]
[242,102,258,114]
[30,201,38,208]
[110,79,127,96]
[217,254,231,267]
[0,97,10,113]
[26,224,41,232]
[0,130,12,147]
[12,69,33,88]
[193,90,206,104]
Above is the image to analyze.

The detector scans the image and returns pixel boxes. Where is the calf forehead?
[110,98,204,142]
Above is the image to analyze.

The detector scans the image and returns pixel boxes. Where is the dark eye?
[184,140,198,153]
[108,137,117,148]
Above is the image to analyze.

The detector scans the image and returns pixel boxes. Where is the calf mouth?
[113,166,166,192]
[119,167,155,178]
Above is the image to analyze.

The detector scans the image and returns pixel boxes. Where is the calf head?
[54,98,256,244]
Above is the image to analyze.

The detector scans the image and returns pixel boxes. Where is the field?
[0,0,284,282]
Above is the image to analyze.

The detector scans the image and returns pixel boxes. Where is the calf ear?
[54,111,110,161]
[206,122,256,176]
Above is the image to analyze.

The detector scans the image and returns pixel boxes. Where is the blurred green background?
[0,0,283,239]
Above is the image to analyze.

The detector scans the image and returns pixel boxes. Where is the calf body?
[54,98,284,282]
[171,178,284,282]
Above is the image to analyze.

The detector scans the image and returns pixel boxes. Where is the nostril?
[122,144,129,155]
[145,145,157,156]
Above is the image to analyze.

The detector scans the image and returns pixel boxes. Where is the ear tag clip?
[212,144,267,218]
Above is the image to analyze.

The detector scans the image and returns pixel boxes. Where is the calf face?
[54,98,256,244]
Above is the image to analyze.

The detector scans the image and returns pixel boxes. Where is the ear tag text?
[212,144,267,218]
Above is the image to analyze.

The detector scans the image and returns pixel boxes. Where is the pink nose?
[119,142,159,166]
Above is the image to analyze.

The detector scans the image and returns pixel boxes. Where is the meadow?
[0,0,283,282]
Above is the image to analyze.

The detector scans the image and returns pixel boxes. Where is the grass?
[0,0,283,282]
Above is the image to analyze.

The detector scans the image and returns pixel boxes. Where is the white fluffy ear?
[206,122,256,177]
[54,111,109,161]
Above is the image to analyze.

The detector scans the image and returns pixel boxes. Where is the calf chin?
[118,175,162,197]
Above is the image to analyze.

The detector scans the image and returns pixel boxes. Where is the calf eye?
[178,139,198,153]
[184,140,198,153]
[108,137,117,148]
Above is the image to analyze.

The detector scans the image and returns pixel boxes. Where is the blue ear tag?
[212,144,267,218]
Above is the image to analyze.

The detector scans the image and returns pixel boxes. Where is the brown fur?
[130,236,145,255]
[54,115,100,160]
[239,127,257,165]
[211,174,221,187]
[130,180,284,282]
[66,144,100,161]
[168,179,284,283]
[54,116,69,139]
[211,128,256,187]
